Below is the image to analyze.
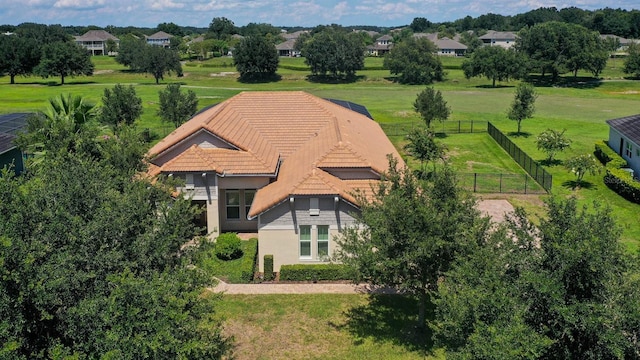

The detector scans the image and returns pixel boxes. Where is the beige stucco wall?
[257,226,342,272]
[206,197,220,237]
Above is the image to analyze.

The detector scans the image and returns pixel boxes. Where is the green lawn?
[1,55,639,246]
[216,294,441,360]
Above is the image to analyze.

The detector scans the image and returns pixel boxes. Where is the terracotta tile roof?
[147,91,403,218]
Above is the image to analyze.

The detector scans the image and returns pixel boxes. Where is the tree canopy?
[208,17,237,40]
[462,46,527,87]
[116,41,182,84]
[0,35,40,84]
[233,35,279,81]
[299,27,365,78]
[384,36,444,85]
[3,94,231,358]
[434,197,639,359]
[158,83,198,128]
[335,158,489,327]
[516,21,608,80]
[98,84,144,130]
[507,82,537,134]
[34,41,93,85]
[414,87,450,128]
[624,43,640,78]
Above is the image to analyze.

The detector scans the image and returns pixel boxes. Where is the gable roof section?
[76,30,118,42]
[434,37,467,50]
[275,39,296,51]
[479,31,517,40]
[147,91,402,218]
[607,114,640,146]
[148,31,172,40]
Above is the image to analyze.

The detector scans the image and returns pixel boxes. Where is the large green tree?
[300,27,365,78]
[158,83,198,128]
[507,82,537,134]
[0,35,40,84]
[334,158,489,327]
[140,45,183,84]
[208,17,236,40]
[98,84,143,130]
[516,21,608,81]
[233,35,279,80]
[34,41,93,85]
[462,46,528,87]
[414,87,450,128]
[624,43,640,78]
[434,198,640,359]
[115,40,182,84]
[383,37,444,85]
[3,96,231,358]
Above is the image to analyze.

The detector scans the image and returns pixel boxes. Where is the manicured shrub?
[279,264,354,282]
[594,140,627,169]
[263,255,274,281]
[215,233,243,260]
[604,168,640,204]
[239,238,258,283]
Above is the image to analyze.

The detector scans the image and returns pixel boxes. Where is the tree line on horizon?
[1,6,639,39]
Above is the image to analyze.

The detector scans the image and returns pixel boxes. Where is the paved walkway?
[210,279,398,295]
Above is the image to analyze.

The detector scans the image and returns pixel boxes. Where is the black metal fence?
[458,173,547,194]
[381,120,488,137]
[487,122,552,192]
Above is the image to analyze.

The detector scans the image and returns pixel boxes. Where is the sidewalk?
[210,279,398,295]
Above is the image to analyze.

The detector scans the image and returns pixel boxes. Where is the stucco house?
[366,34,393,56]
[275,39,299,57]
[413,33,467,56]
[479,30,517,48]
[607,114,640,178]
[146,31,172,47]
[147,91,402,271]
[74,30,119,55]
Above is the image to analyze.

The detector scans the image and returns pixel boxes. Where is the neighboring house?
[275,39,299,57]
[479,30,517,48]
[146,31,172,47]
[74,30,119,55]
[413,33,467,56]
[600,34,640,53]
[147,91,402,271]
[366,34,393,56]
[282,30,308,41]
[607,114,640,178]
[0,113,29,175]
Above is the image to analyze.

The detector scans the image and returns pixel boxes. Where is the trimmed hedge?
[239,238,258,283]
[605,168,640,204]
[215,233,243,260]
[279,264,354,282]
[594,140,627,169]
[263,255,274,281]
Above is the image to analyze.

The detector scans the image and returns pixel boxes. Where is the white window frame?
[244,190,255,220]
[299,225,312,259]
[317,225,329,260]
[626,141,633,158]
[225,190,240,220]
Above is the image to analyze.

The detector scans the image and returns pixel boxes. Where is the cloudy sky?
[1,0,638,28]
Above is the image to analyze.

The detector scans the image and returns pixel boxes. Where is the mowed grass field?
[2,55,640,359]
[1,55,638,246]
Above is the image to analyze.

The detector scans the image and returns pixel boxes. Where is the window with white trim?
[317,225,329,259]
[299,225,312,259]
[244,190,255,219]
[626,142,633,158]
[226,190,240,219]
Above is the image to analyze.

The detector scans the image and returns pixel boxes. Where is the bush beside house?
[595,140,640,204]
[279,264,354,282]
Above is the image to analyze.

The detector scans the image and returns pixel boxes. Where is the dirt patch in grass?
[94,69,114,75]
[224,312,333,360]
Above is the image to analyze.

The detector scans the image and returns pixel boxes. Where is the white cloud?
[53,0,106,9]
[149,0,186,10]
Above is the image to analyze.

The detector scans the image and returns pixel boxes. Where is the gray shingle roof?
[607,114,640,146]
[0,113,29,154]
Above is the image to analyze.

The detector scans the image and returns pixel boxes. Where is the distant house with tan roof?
[147,91,402,271]
[479,30,517,48]
[367,34,393,56]
[146,31,172,47]
[413,33,467,56]
[74,30,119,55]
[275,39,299,57]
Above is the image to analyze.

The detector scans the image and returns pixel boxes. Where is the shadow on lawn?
[562,180,596,190]
[330,294,433,355]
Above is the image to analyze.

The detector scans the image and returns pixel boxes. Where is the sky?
[1,0,638,29]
